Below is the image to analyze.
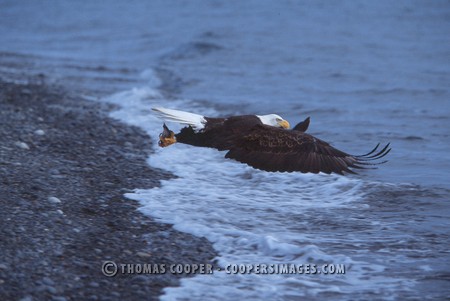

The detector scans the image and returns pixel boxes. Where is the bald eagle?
[152,107,390,175]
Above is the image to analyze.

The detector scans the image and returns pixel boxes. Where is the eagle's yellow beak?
[278,119,290,129]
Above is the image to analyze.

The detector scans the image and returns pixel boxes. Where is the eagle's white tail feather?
[152,107,206,129]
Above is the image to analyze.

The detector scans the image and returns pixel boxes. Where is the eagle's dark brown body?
[161,115,390,175]
[176,115,261,150]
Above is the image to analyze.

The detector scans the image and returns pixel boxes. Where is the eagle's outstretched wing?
[225,124,390,174]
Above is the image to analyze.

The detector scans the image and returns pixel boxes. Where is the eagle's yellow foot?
[159,135,176,147]
[158,123,177,148]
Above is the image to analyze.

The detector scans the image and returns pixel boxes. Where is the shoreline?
[0,78,217,300]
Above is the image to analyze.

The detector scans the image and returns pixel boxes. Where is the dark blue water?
[1,1,449,299]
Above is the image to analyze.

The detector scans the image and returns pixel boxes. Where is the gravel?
[0,79,217,301]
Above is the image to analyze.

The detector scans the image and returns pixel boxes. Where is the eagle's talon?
[158,136,177,148]
[158,124,176,148]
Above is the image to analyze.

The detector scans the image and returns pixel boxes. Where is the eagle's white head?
[257,114,290,129]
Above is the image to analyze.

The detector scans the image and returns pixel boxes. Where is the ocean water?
[1,1,450,300]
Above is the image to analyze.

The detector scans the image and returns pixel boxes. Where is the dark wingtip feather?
[346,143,391,173]
[366,143,390,158]
[292,116,311,132]
[357,143,391,161]
[358,143,380,157]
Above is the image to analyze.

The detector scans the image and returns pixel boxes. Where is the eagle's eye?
[275,117,282,122]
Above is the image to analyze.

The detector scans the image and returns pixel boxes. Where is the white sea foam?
[103,74,415,300]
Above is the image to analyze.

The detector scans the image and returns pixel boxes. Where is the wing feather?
[224,124,390,175]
